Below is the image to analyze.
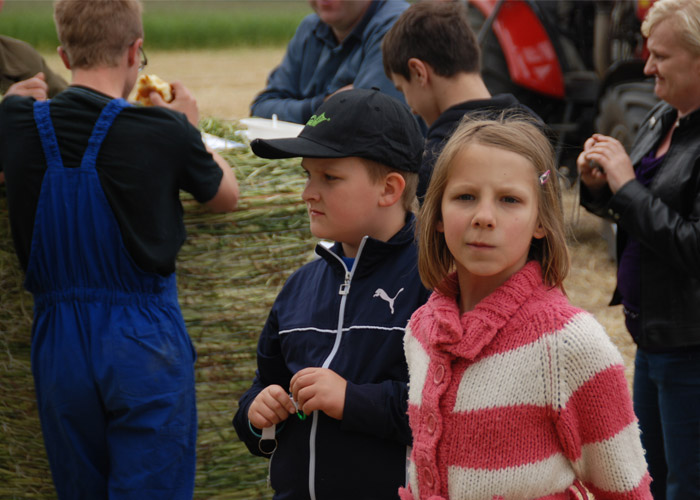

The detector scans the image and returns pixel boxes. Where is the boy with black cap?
[233,88,430,500]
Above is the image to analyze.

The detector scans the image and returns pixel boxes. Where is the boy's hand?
[5,72,49,101]
[290,367,347,420]
[150,80,199,127]
[248,384,296,429]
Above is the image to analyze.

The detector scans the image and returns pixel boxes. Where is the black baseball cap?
[250,88,423,173]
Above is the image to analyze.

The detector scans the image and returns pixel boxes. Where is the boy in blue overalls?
[0,1,239,498]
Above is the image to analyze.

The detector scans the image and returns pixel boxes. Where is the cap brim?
[250,136,346,160]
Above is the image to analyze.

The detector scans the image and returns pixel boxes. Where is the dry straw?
[0,119,314,499]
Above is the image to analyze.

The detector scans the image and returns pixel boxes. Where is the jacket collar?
[412,260,543,360]
[315,212,417,278]
[428,94,524,137]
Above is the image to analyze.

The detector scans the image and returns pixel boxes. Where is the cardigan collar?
[415,261,543,360]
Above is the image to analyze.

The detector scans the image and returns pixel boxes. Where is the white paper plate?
[239,116,304,141]
[201,132,245,151]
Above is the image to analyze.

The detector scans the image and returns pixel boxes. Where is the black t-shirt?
[0,86,223,275]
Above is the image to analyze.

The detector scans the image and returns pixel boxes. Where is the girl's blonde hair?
[417,113,570,295]
[641,0,700,56]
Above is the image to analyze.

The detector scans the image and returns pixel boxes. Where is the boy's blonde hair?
[54,0,143,69]
[641,0,700,55]
[361,158,419,214]
[418,113,570,295]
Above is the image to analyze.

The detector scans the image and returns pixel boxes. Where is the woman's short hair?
[54,0,143,69]
[417,112,570,295]
[642,0,700,55]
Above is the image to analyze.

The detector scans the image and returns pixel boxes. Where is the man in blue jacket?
[233,88,430,499]
[250,0,409,124]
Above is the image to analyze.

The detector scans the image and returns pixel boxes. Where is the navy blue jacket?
[233,216,430,500]
[250,0,408,124]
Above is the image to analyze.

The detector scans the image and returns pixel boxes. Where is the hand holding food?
[135,75,200,126]
[134,73,173,106]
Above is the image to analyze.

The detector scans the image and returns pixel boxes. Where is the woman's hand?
[578,134,635,193]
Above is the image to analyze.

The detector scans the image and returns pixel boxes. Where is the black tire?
[595,80,659,152]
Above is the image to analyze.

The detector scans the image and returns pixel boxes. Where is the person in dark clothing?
[0,0,68,99]
[0,1,238,498]
[0,38,67,99]
[382,1,537,201]
[233,89,430,500]
[578,0,700,497]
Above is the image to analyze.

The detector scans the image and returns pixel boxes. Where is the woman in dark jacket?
[577,1,700,498]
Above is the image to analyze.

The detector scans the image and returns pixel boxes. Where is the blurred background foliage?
[0,0,310,51]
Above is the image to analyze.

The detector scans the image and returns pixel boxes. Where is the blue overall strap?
[33,98,130,171]
[80,98,130,170]
[33,101,64,170]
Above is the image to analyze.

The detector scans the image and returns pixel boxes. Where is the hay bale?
[0,119,314,499]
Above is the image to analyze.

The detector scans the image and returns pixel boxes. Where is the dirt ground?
[42,48,635,387]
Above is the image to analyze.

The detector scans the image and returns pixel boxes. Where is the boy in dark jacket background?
[233,88,430,500]
[381,1,536,201]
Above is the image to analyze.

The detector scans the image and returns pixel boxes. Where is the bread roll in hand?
[134,74,173,106]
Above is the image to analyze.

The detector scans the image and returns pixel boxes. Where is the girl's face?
[438,143,545,294]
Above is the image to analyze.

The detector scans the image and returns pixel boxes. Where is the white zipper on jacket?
[308,236,368,500]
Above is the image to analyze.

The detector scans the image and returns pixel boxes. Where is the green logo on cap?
[306,112,331,127]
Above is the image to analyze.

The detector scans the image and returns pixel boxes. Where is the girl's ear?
[378,172,406,207]
[437,219,444,233]
[533,220,546,240]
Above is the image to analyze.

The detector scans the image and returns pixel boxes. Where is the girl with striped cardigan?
[402,115,652,500]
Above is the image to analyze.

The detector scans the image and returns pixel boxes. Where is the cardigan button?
[423,467,434,488]
[433,364,445,384]
[427,414,437,434]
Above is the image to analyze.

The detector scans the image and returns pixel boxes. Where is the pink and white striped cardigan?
[401,261,652,500]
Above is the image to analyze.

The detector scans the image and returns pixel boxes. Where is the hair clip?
[539,169,551,186]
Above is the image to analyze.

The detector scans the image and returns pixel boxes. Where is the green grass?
[0,0,309,51]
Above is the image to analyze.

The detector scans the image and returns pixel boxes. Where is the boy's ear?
[378,172,406,208]
[57,47,71,70]
[407,58,430,87]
